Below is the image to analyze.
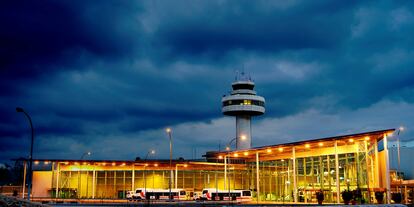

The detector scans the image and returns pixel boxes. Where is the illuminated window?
[243,100,252,105]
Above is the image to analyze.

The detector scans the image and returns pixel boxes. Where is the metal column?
[224,155,227,190]
[92,168,96,199]
[374,141,380,188]
[384,134,391,204]
[293,147,297,203]
[132,165,135,191]
[256,152,260,202]
[335,140,340,204]
[55,162,60,198]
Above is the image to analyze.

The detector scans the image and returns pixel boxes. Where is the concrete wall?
[32,171,52,198]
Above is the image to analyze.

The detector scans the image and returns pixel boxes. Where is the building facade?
[27,128,405,204]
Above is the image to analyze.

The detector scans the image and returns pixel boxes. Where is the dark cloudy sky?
[1,0,414,163]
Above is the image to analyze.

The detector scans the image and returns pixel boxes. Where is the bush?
[342,190,353,205]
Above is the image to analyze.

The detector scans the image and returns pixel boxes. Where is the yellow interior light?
[267,149,272,153]
[218,155,223,159]
[305,144,310,148]
[243,152,249,156]
[364,136,370,141]
[278,147,283,152]
[349,138,354,143]
[34,161,39,165]
[154,163,158,167]
[112,162,116,166]
[318,142,324,147]
[184,164,188,167]
[234,153,239,157]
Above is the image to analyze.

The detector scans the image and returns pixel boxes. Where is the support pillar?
[335,140,340,204]
[293,147,297,203]
[92,168,96,199]
[132,165,135,191]
[384,134,391,204]
[256,152,260,203]
[224,155,227,190]
[364,140,371,203]
[55,162,60,198]
[175,165,178,189]
[374,141,380,188]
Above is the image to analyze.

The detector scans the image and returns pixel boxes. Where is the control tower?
[222,72,265,150]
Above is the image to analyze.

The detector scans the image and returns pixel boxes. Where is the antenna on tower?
[235,70,239,81]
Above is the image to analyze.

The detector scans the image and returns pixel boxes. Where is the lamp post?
[144,150,155,196]
[78,152,91,198]
[397,127,404,193]
[225,135,246,201]
[166,128,173,201]
[81,152,91,160]
[16,107,34,201]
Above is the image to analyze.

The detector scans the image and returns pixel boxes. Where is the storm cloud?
[1,0,414,163]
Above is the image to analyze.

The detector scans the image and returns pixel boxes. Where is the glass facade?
[32,129,395,203]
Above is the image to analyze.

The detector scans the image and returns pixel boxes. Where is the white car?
[126,191,135,200]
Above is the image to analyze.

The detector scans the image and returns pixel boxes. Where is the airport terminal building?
[21,76,412,204]
[27,128,403,204]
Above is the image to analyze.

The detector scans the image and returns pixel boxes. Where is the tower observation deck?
[222,73,265,150]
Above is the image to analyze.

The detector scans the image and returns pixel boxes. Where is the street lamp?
[396,126,404,193]
[78,152,91,198]
[16,107,34,201]
[166,128,173,201]
[81,152,91,160]
[144,150,155,197]
[224,135,245,201]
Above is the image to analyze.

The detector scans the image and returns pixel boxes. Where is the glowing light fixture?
[278,147,283,152]
[364,136,370,141]
[218,155,223,159]
[349,138,354,143]
[240,135,247,140]
[34,161,39,165]
[305,144,310,148]
[318,142,324,147]
[243,152,249,156]
[234,153,239,157]
[267,149,272,153]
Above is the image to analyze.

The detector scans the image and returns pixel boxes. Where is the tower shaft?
[236,115,251,149]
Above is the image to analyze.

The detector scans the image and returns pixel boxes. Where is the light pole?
[166,128,173,201]
[144,150,155,196]
[81,152,91,160]
[16,107,34,201]
[78,152,91,198]
[225,135,246,201]
[397,127,404,193]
